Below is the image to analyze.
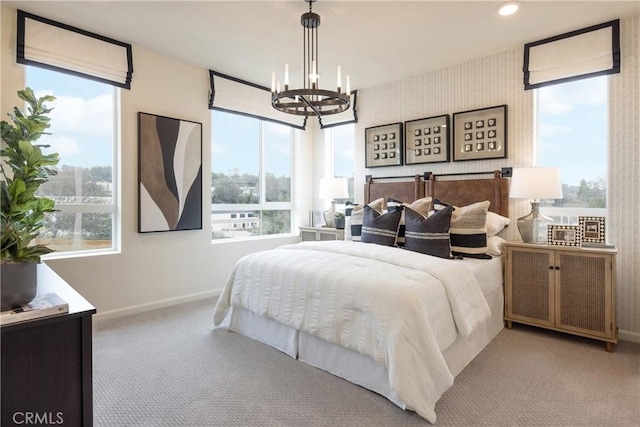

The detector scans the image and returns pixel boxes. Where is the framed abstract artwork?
[138,112,203,233]
[404,114,450,164]
[452,105,507,161]
[365,122,403,168]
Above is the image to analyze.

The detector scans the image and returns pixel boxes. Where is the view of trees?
[542,179,606,208]
[37,165,113,240]
[211,171,290,204]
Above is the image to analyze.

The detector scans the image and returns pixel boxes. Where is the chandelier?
[271,0,351,117]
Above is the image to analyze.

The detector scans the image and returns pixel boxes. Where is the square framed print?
[547,225,580,247]
[365,123,403,167]
[453,105,507,161]
[579,216,606,244]
[404,115,450,164]
[138,112,203,233]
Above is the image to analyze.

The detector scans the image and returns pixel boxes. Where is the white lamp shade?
[319,177,349,200]
[510,167,563,199]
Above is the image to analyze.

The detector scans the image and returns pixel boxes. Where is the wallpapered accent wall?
[355,15,639,337]
[609,16,639,337]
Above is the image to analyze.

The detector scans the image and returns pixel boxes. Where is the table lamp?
[510,167,563,244]
[319,177,349,228]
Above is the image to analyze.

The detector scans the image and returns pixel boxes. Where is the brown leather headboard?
[364,174,424,205]
[426,170,509,217]
[364,170,509,218]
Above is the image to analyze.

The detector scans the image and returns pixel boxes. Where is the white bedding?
[213,241,492,423]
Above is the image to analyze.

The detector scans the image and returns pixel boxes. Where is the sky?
[26,66,115,168]
[25,66,605,186]
[211,110,292,177]
[536,76,607,187]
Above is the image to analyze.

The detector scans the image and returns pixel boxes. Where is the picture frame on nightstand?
[579,216,606,245]
[547,224,580,246]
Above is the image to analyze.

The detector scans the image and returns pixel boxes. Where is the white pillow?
[486,211,511,236]
[487,235,506,256]
[344,216,353,240]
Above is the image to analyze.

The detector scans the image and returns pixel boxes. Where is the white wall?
[353,15,640,339]
[1,7,306,317]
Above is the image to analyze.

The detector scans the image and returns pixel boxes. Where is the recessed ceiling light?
[497,1,521,16]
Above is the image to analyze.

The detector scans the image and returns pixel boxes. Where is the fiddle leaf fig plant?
[1,88,59,263]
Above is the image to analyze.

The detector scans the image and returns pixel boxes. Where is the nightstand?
[504,241,617,351]
[299,226,344,242]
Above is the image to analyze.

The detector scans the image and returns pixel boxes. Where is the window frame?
[211,112,295,241]
[534,76,609,226]
[24,66,121,259]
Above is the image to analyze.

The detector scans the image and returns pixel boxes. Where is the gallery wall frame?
[138,112,203,233]
[404,114,450,165]
[365,122,403,168]
[452,105,507,162]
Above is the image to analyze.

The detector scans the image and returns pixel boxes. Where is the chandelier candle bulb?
[284,64,289,89]
[337,66,342,92]
[277,81,281,93]
[271,72,275,93]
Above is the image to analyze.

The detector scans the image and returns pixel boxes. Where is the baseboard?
[94,289,221,322]
[618,329,640,343]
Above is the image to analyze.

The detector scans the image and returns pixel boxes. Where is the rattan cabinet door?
[505,246,555,328]
[555,252,614,339]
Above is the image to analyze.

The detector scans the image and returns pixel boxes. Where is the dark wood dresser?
[1,264,96,426]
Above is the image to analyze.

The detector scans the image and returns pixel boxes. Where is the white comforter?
[213,241,491,423]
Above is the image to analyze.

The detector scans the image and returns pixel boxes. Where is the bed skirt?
[220,284,504,411]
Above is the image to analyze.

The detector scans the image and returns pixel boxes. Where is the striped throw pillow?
[387,197,432,247]
[347,198,384,242]
[448,200,491,259]
[361,205,402,246]
[404,205,453,259]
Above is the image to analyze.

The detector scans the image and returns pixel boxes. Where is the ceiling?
[4,1,639,90]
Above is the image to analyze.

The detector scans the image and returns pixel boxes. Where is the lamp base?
[517,201,554,244]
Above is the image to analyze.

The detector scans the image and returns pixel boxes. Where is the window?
[331,124,355,201]
[211,111,293,240]
[26,66,119,255]
[536,76,608,224]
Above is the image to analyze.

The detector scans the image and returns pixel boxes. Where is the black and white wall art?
[138,112,203,233]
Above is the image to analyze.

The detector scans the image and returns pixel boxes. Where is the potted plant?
[1,88,59,310]
[333,211,345,230]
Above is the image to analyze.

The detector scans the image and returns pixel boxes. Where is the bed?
[213,170,510,423]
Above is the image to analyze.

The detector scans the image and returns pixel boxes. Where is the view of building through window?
[26,67,117,254]
[211,111,293,239]
[536,76,608,223]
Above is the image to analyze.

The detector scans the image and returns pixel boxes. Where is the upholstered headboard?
[426,170,509,217]
[364,174,424,204]
[364,170,510,218]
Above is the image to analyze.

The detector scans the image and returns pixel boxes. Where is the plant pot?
[334,217,345,230]
[1,262,38,311]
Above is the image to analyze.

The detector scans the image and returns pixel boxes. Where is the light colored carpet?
[93,298,640,426]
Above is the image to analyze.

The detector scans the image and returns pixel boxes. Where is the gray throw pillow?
[361,205,402,246]
[404,205,453,259]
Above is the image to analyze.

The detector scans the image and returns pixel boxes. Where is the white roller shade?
[209,71,307,130]
[524,20,620,90]
[318,91,358,129]
[17,10,133,89]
